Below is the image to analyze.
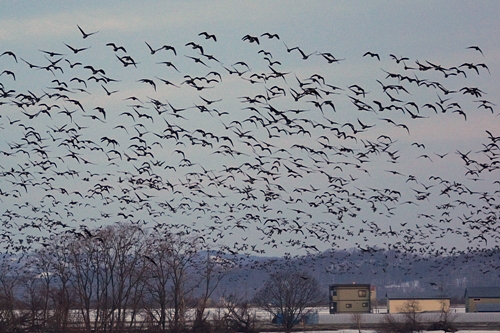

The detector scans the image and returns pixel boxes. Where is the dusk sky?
[1,1,499,257]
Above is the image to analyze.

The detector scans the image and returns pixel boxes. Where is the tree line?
[4,221,493,333]
[0,222,324,333]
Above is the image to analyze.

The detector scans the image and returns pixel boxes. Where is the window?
[473,298,481,302]
[358,290,367,297]
[330,287,337,296]
[362,302,368,307]
[346,303,352,308]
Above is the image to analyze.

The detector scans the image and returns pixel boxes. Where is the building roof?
[475,303,500,312]
[329,283,371,288]
[465,287,500,298]
[386,292,449,300]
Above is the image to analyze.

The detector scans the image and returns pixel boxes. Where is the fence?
[308,312,500,324]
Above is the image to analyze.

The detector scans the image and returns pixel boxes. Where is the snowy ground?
[284,331,500,333]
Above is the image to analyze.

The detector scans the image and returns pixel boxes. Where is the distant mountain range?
[211,247,500,303]
[2,247,499,304]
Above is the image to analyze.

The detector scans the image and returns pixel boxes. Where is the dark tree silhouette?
[253,270,323,332]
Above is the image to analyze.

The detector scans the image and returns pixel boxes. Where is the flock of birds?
[0,26,499,267]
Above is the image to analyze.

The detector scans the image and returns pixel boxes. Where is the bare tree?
[143,227,201,333]
[192,249,233,333]
[101,223,147,332]
[400,299,423,333]
[20,249,61,333]
[165,232,199,333]
[378,300,423,333]
[28,245,63,331]
[143,230,173,333]
[68,230,105,332]
[220,292,258,333]
[67,223,148,333]
[45,235,77,332]
[0,258,26,332]
[351,312,364,333]
[253,270,323,333]
[427,299,457,333]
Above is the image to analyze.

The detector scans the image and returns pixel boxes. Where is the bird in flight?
[261,32,280,39]
[64,43,90,54]
[390,54,409,63]
[0,24,497,276]
[106,43,127,53]
[198,31,217,41]
[0,50,17,62]
[77,25,98,39]
[467,45,484,56]
[363,51,380,61]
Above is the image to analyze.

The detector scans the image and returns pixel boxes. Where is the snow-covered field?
[283,331,500,333]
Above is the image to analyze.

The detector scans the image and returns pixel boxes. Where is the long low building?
[464,287,500,312]
[386,293,450,313]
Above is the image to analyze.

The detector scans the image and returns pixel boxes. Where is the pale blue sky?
[0,1,499,256]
